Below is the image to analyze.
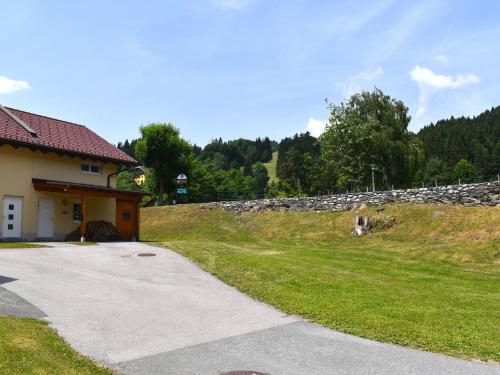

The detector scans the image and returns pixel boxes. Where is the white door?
[2,196,22,238]
[37,198,55,238]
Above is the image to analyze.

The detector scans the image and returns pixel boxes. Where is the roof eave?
[0,138,138,166]
[32,178,148,197]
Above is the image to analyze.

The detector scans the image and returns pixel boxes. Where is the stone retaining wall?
[201,182,500,213]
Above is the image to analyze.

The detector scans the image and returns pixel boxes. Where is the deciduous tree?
[135,123,191,199]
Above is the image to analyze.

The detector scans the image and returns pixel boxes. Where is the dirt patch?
[259,250,284,256]
[432,210,446,217]
[9,336,39,350]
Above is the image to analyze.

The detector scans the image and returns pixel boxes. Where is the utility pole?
[370,164,376,192]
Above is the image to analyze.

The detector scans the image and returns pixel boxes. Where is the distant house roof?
[0,105,137,165]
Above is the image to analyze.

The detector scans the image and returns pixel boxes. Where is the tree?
[414,157,450,186]
[116,170,141,191]
[117,139,138,158]
[184,158,218,203]
[320,88,423,191]
[212,167,256,200]
[418,106,500,180]
[453,159,480,183]
[198,137,275,171]
[135,123,191,200]
[192,144,202,157]
[493,140,500,176]
[276,132,320,194]
[252,162,269,195]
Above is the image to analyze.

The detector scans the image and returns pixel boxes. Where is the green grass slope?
[263,151,278,183]
[141,203,500,361]
[0,317,113,375]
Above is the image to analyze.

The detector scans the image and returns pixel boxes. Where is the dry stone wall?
[201,182,500,213]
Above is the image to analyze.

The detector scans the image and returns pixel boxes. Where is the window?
[8,204,14,210]
[80,163,101,175]
[8,214,13,220]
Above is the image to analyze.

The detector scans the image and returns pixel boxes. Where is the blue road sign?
[176,188,188,194]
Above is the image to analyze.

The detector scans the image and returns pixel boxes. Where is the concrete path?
[0,243,498,375]
[0,286,46,319]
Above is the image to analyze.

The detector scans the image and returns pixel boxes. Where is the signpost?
[176,174,188,185]
[175,174,188,204]
[370,164,376,192]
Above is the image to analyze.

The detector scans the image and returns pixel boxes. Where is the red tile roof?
[0,106,137,165]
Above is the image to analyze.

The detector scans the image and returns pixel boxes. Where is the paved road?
[0,243,498,375]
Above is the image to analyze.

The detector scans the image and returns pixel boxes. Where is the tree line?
[117,88,499,203]
[117,133,275,203]
[416,106,500,184]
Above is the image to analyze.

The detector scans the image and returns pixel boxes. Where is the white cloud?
[210,0,255,10]
[0,75,31,94]
[411,65,479,89]
[307,118,326,138]
[336,66,383,98]
[436,54,449,66]
[410,65,479,116]
[357,66,384,81]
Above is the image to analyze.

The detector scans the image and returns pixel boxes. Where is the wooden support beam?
[135,201,141,241]
[80,193,87,238]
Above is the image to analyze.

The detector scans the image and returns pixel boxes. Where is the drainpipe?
[107,169,120,188]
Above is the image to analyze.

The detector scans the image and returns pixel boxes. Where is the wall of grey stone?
[201,182,500,213]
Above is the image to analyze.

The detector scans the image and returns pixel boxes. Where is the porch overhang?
[32,178,146,241]
[32,178,146,201]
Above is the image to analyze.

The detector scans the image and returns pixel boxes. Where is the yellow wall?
[0,145,119,240]
[134,174,146,185]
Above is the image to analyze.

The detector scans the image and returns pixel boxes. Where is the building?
[134,166,148,186]
[0,104,145,241]
[135,174,146,186]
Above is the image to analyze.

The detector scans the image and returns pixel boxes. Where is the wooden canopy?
[32,178,146,240]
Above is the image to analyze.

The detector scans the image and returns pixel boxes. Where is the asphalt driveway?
[0,243,498,375]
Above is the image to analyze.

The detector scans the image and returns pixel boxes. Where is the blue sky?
[1,0,499,146]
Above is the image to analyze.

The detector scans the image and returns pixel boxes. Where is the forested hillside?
[198,137,274,172]
[116,89,499,203]
[417,106,500,179]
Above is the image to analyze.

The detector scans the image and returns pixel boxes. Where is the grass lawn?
[0,243,47,249]
[262,151,278,183]
[142,203,500,361]
[0,316,114,375]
